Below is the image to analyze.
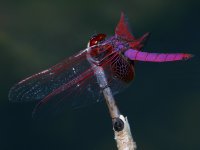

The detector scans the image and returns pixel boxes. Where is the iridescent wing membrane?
[9,48,103,117]
[9,49,88,102]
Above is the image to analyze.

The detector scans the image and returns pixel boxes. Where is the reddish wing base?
[115,12,135,41]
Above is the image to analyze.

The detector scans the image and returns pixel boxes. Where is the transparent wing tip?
[8,85,18,102]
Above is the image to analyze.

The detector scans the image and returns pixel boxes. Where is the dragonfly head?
[88,33,107,47]
[87,33,115,65]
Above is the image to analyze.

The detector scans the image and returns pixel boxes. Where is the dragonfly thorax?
[110,36,130,53]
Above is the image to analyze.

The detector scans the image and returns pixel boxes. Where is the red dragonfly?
[9,12,192,118]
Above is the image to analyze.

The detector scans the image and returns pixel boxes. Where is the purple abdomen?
[125,49,192,62]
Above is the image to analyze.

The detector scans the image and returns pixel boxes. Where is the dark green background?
[0,0,199,150]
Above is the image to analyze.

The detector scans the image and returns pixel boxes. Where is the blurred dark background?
[0,0,199,150]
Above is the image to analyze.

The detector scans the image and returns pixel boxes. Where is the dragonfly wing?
[115,12,135,41]
[9,49,89,102]
[101,53,134,96]
[32,68,103,118]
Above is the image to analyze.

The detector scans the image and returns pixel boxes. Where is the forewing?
[9,49,89,102]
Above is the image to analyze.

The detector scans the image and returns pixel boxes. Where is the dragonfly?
[9,12,192,118]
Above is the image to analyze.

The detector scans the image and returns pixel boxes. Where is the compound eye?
[89,38,98,47]
[89,33,106,47]
[97,33,106,42]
